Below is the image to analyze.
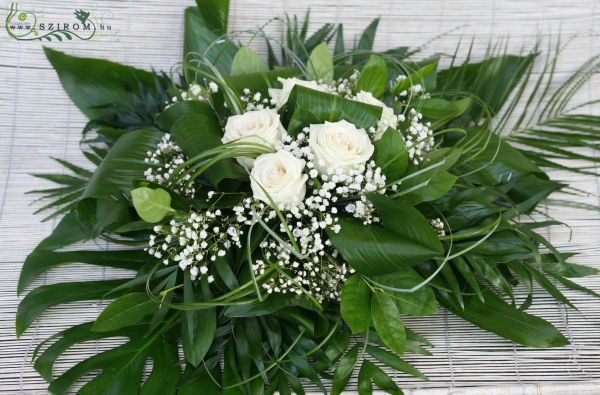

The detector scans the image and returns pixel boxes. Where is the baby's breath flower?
[144,134,196,198]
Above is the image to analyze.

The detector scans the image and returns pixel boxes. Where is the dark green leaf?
[282,85,382,135]
[18,249,145,294]
[373,128,408,182]
[44,48,164,120]
[356,55,388,98]
[371,292,406,355]
[366,345,427,380]
[182,275,216,366]
[17,279,128,337]
[353,18,379,64]
[184,7,237,73]
[331,344,359,395]
[438,289,569,348]
[196,0,230,35]
[92,293,156,332]
[83,129,163,200]
[340,275,371,333]
[327,217,442,276]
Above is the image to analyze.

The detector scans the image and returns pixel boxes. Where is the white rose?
[222,109,285,169]
[352,90,398,139]
[251,150,308,207]
[268,77,331,109]
[308,120,374,175]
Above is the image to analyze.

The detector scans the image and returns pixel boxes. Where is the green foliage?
[21,1,600,394]
[306,42,334,82]
[282,85,382,134]
[131,187,174,223]
[373,128,409,181]
[92,293,157,332]
[356,55,388,98]
[231,46,268,75]
[340,275,371,333]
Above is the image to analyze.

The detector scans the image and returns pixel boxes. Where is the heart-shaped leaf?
[131,187,174,223]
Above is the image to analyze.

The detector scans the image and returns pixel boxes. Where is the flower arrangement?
[18,1,600,394]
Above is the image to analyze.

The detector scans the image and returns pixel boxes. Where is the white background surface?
[1,0,599,393]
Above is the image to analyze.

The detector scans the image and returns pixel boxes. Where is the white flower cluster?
[144,134,196,198]
[148,209,243,281]
[241,88,273,111]
[430,217,445,237]
[165,82,219,108]
[405,108,434,165]
[330,70,360,97]
[394,75,430,99]
[231,197,353,302]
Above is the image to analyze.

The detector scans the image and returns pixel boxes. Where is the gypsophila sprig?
[144,133,197,198]
[149,208,242,280]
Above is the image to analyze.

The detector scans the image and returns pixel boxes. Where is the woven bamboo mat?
[0,0,599,393]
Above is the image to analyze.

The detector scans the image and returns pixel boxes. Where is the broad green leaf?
[168,105,247,188]
[231,46,268,75]
[307,43,334,82]
[33,210,89,252]
[368,269,437,316]
[17,279,128,337]
[82,129,163,200]
[438,289,569,348]
[141,337,180,395]
[18,249,146,294]
[179,364,222,395]
[366,345,427,380]
[92,293,156,332]
[131,187,174,223]
[356,55,388,98]
[331,344,359,395]
[182,275,216,366]
[371,292,406,355]
[404,171,457,204]
[184,7,237,73]
[340,275,371,333]
[369,194,443,253]
[419,97,471,120]
[44,48,163,120]
[76,197,132,237]
[196,0,230,35]
[327,217,442,276]
[392,62,437,94]
[283,85,382,135]
[373,128,408,182]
